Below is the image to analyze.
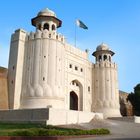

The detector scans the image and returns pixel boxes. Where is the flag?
[76,19,88,29]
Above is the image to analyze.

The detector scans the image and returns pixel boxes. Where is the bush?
[8,128,110,136]
[0,122,110,136]
[127,83,140,116]
[9,129,39,136]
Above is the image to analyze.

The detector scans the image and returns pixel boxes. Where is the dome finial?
[96,43,109,51]
[37,8,56,17]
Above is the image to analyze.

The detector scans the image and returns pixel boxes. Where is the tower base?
[0,108,103,125]
[20,98,65,109]
[96,108,121,118]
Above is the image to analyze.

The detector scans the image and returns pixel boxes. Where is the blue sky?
[0,0,140,93]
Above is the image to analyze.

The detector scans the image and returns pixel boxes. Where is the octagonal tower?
[19,8,65,109]
[92,43,121,118]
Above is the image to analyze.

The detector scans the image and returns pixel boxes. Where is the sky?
[0,0,140,93]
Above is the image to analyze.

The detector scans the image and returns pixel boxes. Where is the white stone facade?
[8,8,121,118]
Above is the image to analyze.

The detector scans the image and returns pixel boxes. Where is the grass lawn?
[0,123,110,136]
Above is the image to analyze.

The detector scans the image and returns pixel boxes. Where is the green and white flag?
[76,19,88,29]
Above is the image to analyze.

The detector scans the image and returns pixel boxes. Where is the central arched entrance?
[70,91,78,110]
[69,80,83,111]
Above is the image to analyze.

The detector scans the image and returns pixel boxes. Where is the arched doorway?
[70,91,78,110]
[43,23,49,30]
[69,80,83,111]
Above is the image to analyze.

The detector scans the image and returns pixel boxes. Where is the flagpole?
[75,19,88,47]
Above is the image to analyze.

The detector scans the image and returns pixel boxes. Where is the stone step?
[108,116,134,122]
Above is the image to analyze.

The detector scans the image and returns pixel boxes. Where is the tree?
[127,84,140,116]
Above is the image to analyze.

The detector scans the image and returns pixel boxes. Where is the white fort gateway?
[6,8,121,125]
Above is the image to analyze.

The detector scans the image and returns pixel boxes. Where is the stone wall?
[0,66,134,117]
[119,90,133,116]
[0,67,8,109]
[0,108,103,125]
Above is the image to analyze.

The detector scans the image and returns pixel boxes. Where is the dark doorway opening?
[44,23,49,30]
[70,91,78,110]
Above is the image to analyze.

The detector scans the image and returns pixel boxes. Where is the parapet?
[11,29,28,42]
[65,43,88,59]
[94,61,117,68]
[28,29,65,43]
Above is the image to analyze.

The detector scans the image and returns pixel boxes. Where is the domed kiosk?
[32,8,62,31]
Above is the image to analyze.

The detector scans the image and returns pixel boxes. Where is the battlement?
[11,29,65,44]
[94,61,117,68]
[11,29,28,42]
[65,43,88,59]
[28,29,65,43]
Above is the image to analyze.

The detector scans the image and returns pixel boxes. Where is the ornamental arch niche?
[69,80,83,111]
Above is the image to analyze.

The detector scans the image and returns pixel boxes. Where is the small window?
[76,83,78,86]
[43,77,45,81]
[56,35,58,39]
[44,23,49,30]
[104,55,107,61]
[75,66,78,71]
[88,86,90,92]
[99,55,102,61]
[13,66,15,70]
[44,56,46,58]
[69,64,72,68]
[52,24,55,30]
[49,34,51,38]
[81,68,83,72]
[72,81,74,85]
[11,80,14,84]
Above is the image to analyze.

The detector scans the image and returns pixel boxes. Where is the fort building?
[5,8,122,124]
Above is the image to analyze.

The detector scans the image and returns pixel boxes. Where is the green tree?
[127,84,140,116]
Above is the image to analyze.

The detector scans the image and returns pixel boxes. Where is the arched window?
[52,24,55,30]
[43,23,49,30]
[38,24,41,30]
[99,55,102,61]
[104,55,107,61]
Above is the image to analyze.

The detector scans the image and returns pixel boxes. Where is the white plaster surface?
[0,108,103,125]
[7,8,121,120]
[134,116,140,123]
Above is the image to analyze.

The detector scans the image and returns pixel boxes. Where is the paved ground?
[65,117,140,140]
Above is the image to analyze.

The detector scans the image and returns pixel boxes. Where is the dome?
[37,8,56,17]
[96,43,109,51]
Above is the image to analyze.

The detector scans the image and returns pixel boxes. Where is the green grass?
[0,123,110,136]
